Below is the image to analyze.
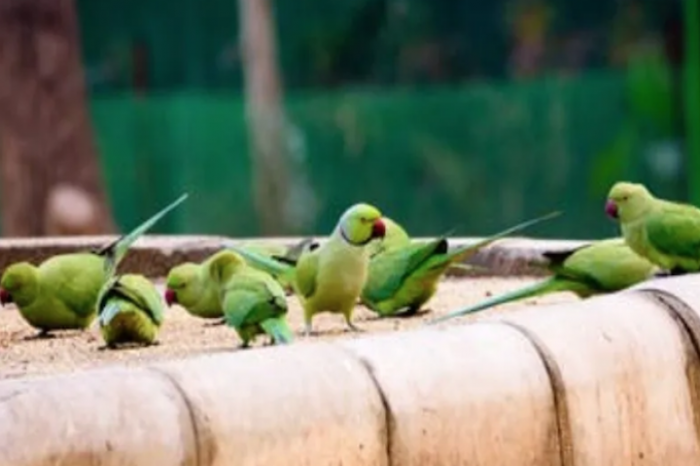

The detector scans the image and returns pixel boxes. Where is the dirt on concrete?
[0,277,577,381]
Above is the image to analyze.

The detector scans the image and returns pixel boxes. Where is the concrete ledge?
[482,289,700,464]
[0,235,590,277]
[340,324,560,466]
[4,275,700,464]
[151,343,387,466]
[0,368,196,466]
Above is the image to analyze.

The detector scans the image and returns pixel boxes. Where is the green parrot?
[606,181,700,274]
[427,238,657,325]
[0,193,188,338]
[163,250,237,323]
[362,211,561,317]
[96,274,165,349]
[227,203,386,336]
[219,252,293,348]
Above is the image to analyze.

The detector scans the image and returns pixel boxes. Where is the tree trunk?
[238,0,292,235]
[0,0,115,237]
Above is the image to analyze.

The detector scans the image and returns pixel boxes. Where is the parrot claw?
[302,324,316,337]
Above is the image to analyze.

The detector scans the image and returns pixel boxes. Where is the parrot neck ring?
[340,219,386,247]
[340,226,373,247]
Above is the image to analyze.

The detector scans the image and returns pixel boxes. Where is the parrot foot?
[97,344,116,351]
[25,330,55,340]
[302,324,316,337]
[237,341,251,350]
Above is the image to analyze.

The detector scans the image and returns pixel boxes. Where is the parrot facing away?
[362,211,562,317]
[427,238,657,325]
[96,274,166,349]
[606,181,700,275]
[227,203,386,336]
[219,251,293,348]
[164,250,238,323]
[0,193,188,338]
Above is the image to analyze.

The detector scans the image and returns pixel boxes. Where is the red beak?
[0,288,11,306]
[605,199,619,219]
[372,218,386,239]
[164,288,177,306]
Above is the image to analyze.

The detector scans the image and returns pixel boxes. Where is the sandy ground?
[0,277,577,381]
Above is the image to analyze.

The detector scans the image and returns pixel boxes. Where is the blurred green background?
[77,0,693,239]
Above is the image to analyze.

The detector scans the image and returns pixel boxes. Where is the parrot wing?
[42,255,106,318]
[365,239,448,302]
[294,247,320,299]
[645,206,700,259]
[223,279,286,329]
[98,275,165,325]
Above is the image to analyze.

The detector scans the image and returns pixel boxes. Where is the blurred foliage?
[78,0,687,238]
[92,71,683,239]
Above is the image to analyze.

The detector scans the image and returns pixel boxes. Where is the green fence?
[91,70,685,239]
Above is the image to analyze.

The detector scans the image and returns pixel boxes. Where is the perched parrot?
[96,274,165,349]
[362,211,561,317]
[219,252,294,348]
[606,181,700,274]
[163,250,236,323]
[0,193,188,338]
[427,238,657,325]
[227,203,386,336]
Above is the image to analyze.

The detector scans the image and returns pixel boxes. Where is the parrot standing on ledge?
[427,238,657,325]
[0,193,188,338]
[606,181,700,275]
[227,203,386,336]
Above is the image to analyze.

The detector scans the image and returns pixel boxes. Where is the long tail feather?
[97,193,189,275]
[260,317,294,344]
[225,243,295,278]
[447,210,562,263]
[426,277,570,325]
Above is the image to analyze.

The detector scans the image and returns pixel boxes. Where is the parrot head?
[605,182,653,222]
[164,263,200,308]
[0,262,39,308]
[337,203,386,247]
[368,217,410,257]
